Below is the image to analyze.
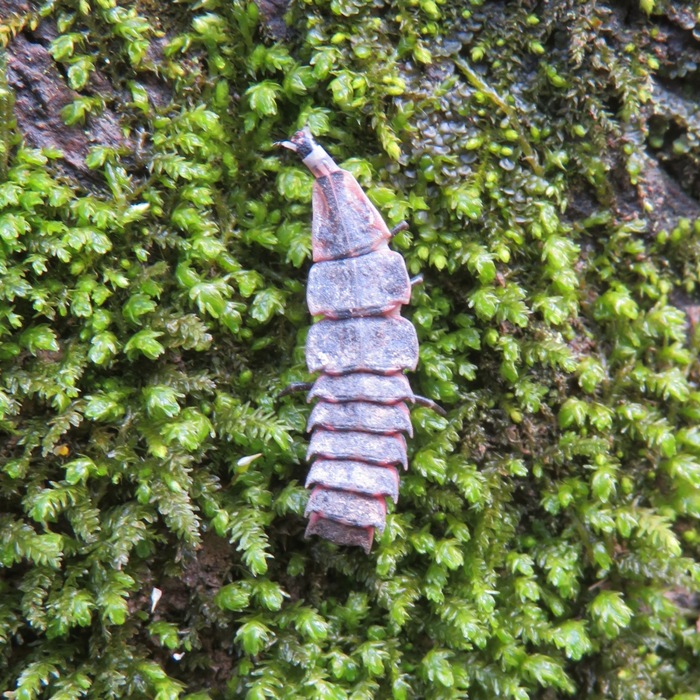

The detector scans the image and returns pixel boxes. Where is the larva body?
[281,129,419,553]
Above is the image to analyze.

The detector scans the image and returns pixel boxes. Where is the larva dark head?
[276,126,315,159]
[276,127,340,179]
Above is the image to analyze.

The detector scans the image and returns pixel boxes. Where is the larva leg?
[390,221,409,237]
[412,395,447,416]
[279,382,313,397]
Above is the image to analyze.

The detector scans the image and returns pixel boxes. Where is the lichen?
[0,0,698,698]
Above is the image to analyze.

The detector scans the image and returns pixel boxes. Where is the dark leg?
[412,395,447,416]
[279,382,313,397]
[390,221,409,236]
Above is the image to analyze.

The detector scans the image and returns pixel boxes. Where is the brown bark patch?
[255,0,291,40]
[6,31,129,181]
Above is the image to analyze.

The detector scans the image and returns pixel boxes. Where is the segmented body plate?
[306,316,418,375]
[308,373,414,404]
[311,170,391,262]
[307,429,408,469]
[306,460,399,503]
[305,487,387,531]
[307,248,411,318]
[307,401,413,436]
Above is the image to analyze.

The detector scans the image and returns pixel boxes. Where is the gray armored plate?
[307,401,413,437]
[306,460,400,502]
[306,316,418,375]
[308,373,414,404]
[307,429,407,469]
[311,170,391,262]
[305,486,386,531]
[305,516,374,553]
[307,249,410,318]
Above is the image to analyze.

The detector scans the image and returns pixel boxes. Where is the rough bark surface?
[7,31,128,179]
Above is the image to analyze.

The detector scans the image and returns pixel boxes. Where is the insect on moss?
[278,128,443,552]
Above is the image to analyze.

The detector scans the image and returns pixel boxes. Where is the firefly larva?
[279,129,441,552]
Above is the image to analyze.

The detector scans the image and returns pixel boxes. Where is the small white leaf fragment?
[150,587,163,613]
[236,453,263,468]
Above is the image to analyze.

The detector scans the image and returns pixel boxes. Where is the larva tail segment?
[282,129,436,552]
[305,487,387,531]
[305,514,375,555]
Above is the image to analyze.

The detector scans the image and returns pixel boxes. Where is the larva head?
[276,126,340,178]
[277,126,315,157]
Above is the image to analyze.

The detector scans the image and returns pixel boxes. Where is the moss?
[0,0,698,698]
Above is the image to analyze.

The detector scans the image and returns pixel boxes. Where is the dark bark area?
[7,30,129,180]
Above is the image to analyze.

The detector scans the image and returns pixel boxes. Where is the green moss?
[0,0,698,698]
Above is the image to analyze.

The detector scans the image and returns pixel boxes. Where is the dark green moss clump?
[0,0,698,697]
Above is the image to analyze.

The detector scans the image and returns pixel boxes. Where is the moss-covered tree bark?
[1,0,699,697]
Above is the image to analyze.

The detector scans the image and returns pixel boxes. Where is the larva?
[279,128,440,553]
